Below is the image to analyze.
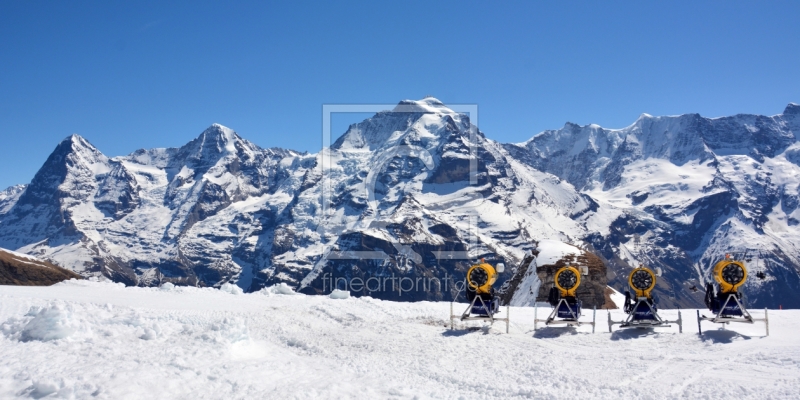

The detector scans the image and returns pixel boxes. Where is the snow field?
[0,280,798,399]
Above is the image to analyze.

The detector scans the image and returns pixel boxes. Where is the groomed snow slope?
[0,282,797,399]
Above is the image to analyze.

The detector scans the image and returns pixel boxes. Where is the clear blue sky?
[1,1,798,189]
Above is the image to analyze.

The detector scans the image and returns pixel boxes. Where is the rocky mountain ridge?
[0,98,798,307]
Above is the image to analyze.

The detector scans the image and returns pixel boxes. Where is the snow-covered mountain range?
[1,98,798,307]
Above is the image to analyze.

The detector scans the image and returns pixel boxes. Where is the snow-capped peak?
[175,124,260,166]
[784,102,800,115]
[332,98,468,151]
[60,134,102,154]
[392,97,455,114]
[49,134,110,175]
[199,124,240,152]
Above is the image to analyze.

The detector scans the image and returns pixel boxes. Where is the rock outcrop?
[501,240,615,309]
[0,248,81,286]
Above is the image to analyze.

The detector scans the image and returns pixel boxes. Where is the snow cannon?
[629,266,656,299]
[697,254,769,336]
[555,266,581,298]
[534,265,596,332]
[449,259,510,333]
[713,257,747,295]
[466,261,499,302]
[464,260,501,317]
[608,264,682,332]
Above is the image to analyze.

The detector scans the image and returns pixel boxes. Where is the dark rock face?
[500,244,615,309]
[95,164,140,219]
[584,214,704,309]
[498,252,535,306]
[297,231,471,302]
[533,250,611,309]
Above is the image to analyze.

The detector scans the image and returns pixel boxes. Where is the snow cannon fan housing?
[628,267,657,298]
[466,261,499,294]
[554,266,582,297]
[713,259,747,294]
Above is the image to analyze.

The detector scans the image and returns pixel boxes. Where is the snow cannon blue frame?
[697,255,769,336]
[449,260,510,333]
[608,265,683,332]
[534,266,596,332]
[556,298,582,319]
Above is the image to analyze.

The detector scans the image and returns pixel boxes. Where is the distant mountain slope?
[0,99,798,307]
[505,103,800,307]
[0,247,81,285]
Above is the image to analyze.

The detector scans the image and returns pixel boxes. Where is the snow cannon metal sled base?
[696,293,769,336]
[533,266,596,332]
[534,298,596,333]
[608,266,682,332]
[448,260,509,333]
[608,297,683,332]
[697,256,769,336]
[449,295,510,333]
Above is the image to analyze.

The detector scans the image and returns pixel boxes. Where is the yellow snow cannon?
[450,259,509,333]
[628,266,657,299]
[712,256,747,294]
[609,264,682,332]
[699,254,768,336]
[554,266,581,298]
[466,260,499,295]
[534,265,596,332]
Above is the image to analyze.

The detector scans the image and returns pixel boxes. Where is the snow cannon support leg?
[765,308,769,337]
[450,302,454,330]
[506,305,510,334]
[697,310,702,335]
[592,306,596,334]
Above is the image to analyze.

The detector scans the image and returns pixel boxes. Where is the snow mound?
[25,379,81,399]
[259,282,297,295]
[159,282,175,291]
[329,289,350,299]
[219,282,243,295]
[1,302,92,342]
[202,317,250,344]
[54,278,124,289]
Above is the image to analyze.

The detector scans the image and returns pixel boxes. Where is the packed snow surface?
[0,281,797,399]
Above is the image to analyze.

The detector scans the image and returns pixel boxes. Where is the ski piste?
[0,277,792,398]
